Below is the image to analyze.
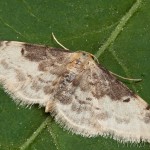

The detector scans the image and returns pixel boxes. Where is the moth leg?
[45,100,55,113]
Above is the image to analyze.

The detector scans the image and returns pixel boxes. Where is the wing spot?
[146,105,150,110]
[38,60,54,72]
[144,113,150,124]
[15,69,26,81]
[71,103,82,113]
[44,86,54,94]
[97,112,109,120]
[0,59,9,69]
[57,95,72,105]
[78,100,90,105]
[75,95,78,99]
[21,48,25,55]
[115,117,130,124]
[86,97,92,101]
[123,98,130,102]
[95,107,100,110]
[31,81,41,92]
[72,79,80,86]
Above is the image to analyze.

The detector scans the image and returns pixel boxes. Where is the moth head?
[68,51,98,69]
[75,51,94,60]
[77,51,99,64]
[70,51,92,65]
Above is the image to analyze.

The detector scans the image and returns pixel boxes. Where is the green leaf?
[0,0,150,149]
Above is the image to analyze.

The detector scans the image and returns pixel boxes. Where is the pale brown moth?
[0,40,150,143]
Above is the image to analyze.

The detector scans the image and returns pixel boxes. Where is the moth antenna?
[52,33,100,64]
[52,32,69,50]
[109,71,142,82]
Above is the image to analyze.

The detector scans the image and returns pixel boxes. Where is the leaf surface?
[0,0,150,149]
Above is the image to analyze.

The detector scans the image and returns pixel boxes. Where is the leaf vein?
[20,117,51,150]
[62,22,118,42]
[47,125,60,150]
[0,16,27,39]
[95,0,142,58]
[22,0,41,22]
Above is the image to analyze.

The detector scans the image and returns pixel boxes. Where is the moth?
[0,40,150,143]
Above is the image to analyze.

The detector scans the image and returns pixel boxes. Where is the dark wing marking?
[0,41,72,106]
[52,58,150,142]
